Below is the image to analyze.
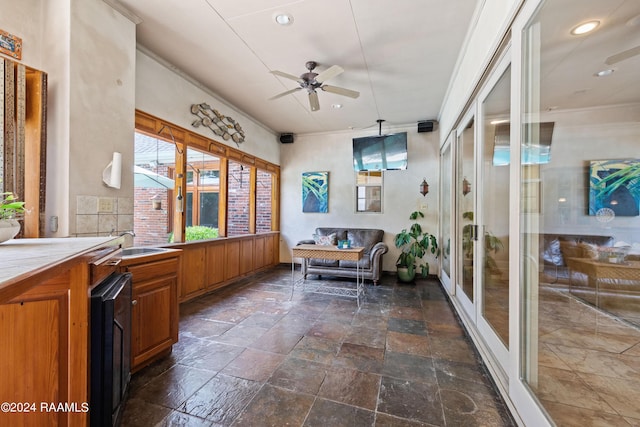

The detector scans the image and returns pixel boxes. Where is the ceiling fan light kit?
[269,61,360,112]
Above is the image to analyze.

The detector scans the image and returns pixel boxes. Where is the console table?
[567,258,640,286]
[566,257,640,326]
[291,244,365,306]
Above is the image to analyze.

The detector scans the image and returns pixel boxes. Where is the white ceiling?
[115,0,640,136]
[115,0,478,135]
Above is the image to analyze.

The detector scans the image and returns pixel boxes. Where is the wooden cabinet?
[0,237,123,427]
[122,253,181,372]
[179,246,206,300]
[174,232,280,303]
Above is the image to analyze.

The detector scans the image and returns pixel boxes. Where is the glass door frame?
[439,131,456,295]
[455,107,477,320]
[475,48,512,375]
[507,0,554,424]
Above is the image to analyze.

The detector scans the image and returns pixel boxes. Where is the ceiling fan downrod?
[377,119,385,136]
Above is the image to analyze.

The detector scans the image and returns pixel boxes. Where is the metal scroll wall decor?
[190,103,245,146]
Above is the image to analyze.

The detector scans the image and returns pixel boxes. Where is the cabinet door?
[0,297,65,426]
[206,243,226,290]
[180,247,206,300]
[131,276,177,370]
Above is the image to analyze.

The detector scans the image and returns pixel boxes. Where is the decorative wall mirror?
[1,58,47,237]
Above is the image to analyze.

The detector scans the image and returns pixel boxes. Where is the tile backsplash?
[76,195,134,237]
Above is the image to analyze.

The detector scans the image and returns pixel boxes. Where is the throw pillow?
[313,233,337,246]
[559,241,581,260]
[578,242,599,259]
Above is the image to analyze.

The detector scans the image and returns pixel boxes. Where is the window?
[356,171,382,213]
[134,110,279,243]
[256,169,273,233]
[185,147,220,240]
[133,132,177,245]
[227,160,250,236]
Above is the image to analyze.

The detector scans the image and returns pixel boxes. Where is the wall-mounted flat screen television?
[493,122,555,165]
[352,132,408,171]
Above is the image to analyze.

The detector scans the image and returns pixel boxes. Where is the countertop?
[0,237,121,287]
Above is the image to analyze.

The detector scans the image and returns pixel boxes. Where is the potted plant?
[0,191,26,243]
[394,210,440,282]
[461,211,504,275]
[484,230,504,276]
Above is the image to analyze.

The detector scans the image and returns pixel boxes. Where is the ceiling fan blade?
[315,65,344,83]
[605,45,640,65]
[270,70,303,83]
[268,87,302,100]
[309,91,320,111]
[321,85,360,99]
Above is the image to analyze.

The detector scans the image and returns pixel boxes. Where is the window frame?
[355,170,383,213]
[134,110,280,243]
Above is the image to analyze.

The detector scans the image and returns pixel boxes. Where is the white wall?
[42,0,71,236]
[280,126,441,273]
[439,0,521,137]
[135,50,279,166]
[65,0,137,236]
[537,104,640,243]
[0,0,45,68]
[2,0,279,237]
[1,0,137,236]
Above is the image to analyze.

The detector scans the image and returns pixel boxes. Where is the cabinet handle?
[131,300,138,306]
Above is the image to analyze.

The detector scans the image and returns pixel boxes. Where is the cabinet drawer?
[90,247,122,287]
[125,258,178,282]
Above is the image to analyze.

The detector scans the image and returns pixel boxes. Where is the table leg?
[356,262,362,308]
[290,258,295,301]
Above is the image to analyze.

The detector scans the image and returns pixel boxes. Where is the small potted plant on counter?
[394,210,440,283]
[0,191,25,243]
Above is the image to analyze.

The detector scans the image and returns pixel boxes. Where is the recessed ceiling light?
[594,69,615,77]
[331,104,343,109]
[274,13,293,26]
[570,20,600,35]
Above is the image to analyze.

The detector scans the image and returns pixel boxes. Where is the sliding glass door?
[456,112,476,319]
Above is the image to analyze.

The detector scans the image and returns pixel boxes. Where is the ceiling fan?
[268,61,360,111]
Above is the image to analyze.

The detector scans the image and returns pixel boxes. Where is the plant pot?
[397,266,416,283]
[0,219,20,243]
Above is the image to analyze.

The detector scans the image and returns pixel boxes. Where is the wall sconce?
[151,194,162,210]
[419,178,429,196]
[462,177,471,196]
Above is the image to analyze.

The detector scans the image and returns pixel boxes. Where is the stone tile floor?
[120,266,515,426]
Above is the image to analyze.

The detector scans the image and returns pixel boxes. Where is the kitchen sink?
[122,247,170,257]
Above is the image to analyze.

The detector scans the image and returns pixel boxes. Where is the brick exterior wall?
[256,170,272,233]
[134,165,172,245]
[227,161,250,236]
[134,187,171,245]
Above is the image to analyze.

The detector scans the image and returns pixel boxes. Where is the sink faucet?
[119,231,136,237]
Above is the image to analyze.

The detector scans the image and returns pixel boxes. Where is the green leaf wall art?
[589,159,640,217]
[302,171,329,213]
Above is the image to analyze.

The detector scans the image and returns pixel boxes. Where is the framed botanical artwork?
[589,159,640,217]
[0,30,22,60]
[302,171,329,213]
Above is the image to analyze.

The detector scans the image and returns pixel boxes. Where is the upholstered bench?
[297,227,388,285]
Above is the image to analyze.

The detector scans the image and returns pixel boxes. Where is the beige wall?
[2,0,282,237]
[1,0,137,236]
[135,49,280,166]
[537,103,640,243]
[439,0,521,136]
[280,126,441,273]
